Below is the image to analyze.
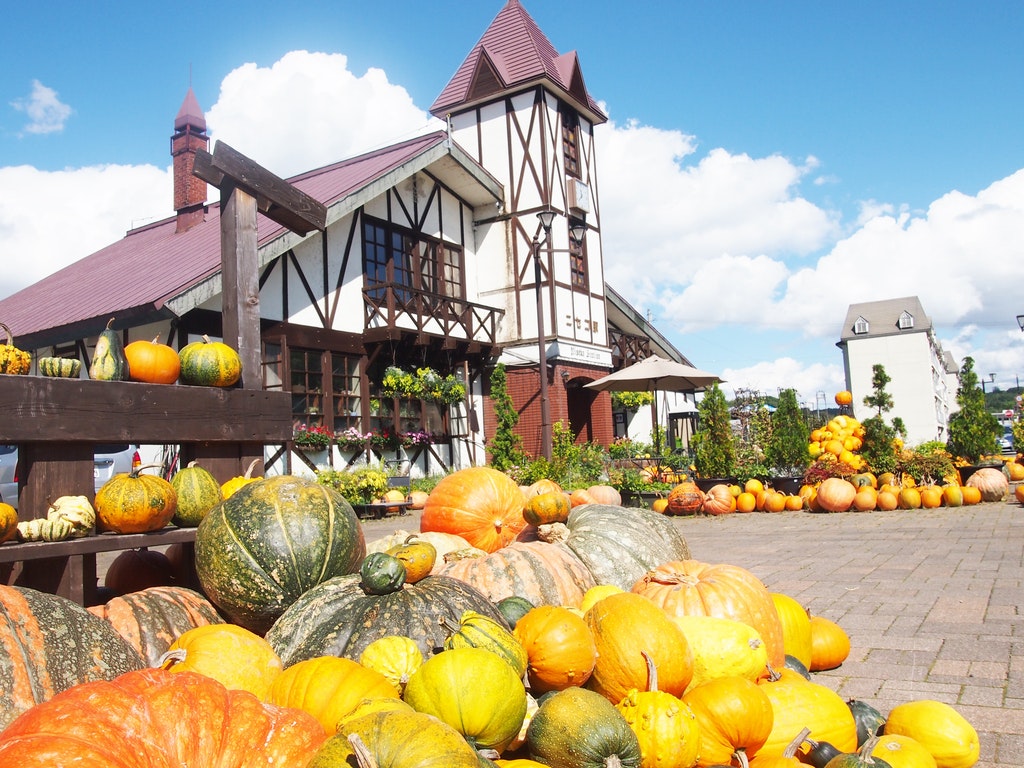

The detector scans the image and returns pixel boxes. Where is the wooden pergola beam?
[193,141,327,234]
[192,141,327,389]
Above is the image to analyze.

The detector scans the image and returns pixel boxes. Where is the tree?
[487,364,525,470]
[692,382,734,478]
[947,356,1000,463]
[859,364,901,475]
[765,388,810,475]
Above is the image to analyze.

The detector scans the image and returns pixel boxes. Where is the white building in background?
[836,296,959,446]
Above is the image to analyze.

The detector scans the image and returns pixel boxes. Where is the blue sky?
[3,1,1023,408]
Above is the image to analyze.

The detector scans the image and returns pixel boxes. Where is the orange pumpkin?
[853,486,878,511]
[682,675,775,767]
[94,464,177,534]
[665,482,704,515]
[808,614,851,671]
[585,484,622,506]
[835,390,853,406]
[523,479,563,498]
[267,655,398,735]
[0,502,17,543]
[736,492,757,513]
[756,667,858,759]
[960,485,982,505]
[701,484,736,515]
[124,335,180,384]
[632,559,786,668]
[421,467,527,553]
[816,477,857,512]
[513,605,597,693]
[584,592,693,704]
[568,488,598,507]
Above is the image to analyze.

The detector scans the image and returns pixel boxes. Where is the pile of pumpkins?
[0,466,982,767]
[656,467,1019,516]
[3,314,243,387]
[807,413,869,472]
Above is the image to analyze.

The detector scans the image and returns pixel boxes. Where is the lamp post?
[982,372,995,395]
[532,209,587,460]
[1017,314,1024,332]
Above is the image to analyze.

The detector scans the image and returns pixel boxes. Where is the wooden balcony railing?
[609,329,652,368]
[363,284,504,351]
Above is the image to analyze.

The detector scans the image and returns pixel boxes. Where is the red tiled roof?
[430,0,606,122]
[0,132,476,347]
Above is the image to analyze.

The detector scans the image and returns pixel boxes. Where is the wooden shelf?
[0,375,290,605]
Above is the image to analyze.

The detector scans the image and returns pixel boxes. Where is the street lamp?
[982,372,995,395]
[1017,314,1024,331]
[532,209,586,460]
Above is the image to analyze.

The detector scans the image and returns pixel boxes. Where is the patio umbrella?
[584,355,723,454]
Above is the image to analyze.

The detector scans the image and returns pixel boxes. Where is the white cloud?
[721,357,846,406]
[11,80,73,135]
[0,164,170,300]
[205,50,442,178]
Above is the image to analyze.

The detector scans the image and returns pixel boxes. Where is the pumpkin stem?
[130,463,165,479]
[347,733,379,768]
[640,650,659,693]
[438,615,458,635]
[605,757,623,768]
[858,735,884,764]
[243,458,260,479]
[105,317,116,330]
[733,749,750,768]
[156,648,187,670]
[765,663,782,682]
[786,727,811,758]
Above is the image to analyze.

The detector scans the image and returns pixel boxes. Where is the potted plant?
[947,356,1001,482]
[610,391,654,411]
[335,427,370,452]
[764,388,810,493]
[691,382,735,489]
[292,425,333,450]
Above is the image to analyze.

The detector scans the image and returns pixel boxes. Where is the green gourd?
[360,552,407,595]
[526,685,642,768]
[170,462,223,527]
[38,357,82,378]
[89,317,130,381]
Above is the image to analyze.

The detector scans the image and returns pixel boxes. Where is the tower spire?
[171,87,209,233]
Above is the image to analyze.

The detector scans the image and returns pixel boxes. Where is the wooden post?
[192,141,327,390]
[219,184,261,389]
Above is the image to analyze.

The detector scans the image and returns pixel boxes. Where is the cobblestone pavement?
[363,500,1024,767]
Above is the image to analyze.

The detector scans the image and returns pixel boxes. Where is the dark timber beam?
[192,141,327,389]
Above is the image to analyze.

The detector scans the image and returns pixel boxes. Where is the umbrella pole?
[652,387,660,455]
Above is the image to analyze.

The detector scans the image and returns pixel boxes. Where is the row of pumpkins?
[0,317,242,386]
[0,466,982,767]
[658,466,1020,517]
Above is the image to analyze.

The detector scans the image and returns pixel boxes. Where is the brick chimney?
[171,88,208,233]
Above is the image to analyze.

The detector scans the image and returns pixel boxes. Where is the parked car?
[0,443,141,511]
[1000,429,1015,455]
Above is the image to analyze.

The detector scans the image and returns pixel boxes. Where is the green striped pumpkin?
[178,335,241,387]
[0,585,145,731]
[38,356,81,378]
[170,461,223,527]
[442,609,528,678]
[266,574,508,667]
[195,475,365,634]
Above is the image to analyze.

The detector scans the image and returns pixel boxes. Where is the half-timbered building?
[0,0,694,477]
